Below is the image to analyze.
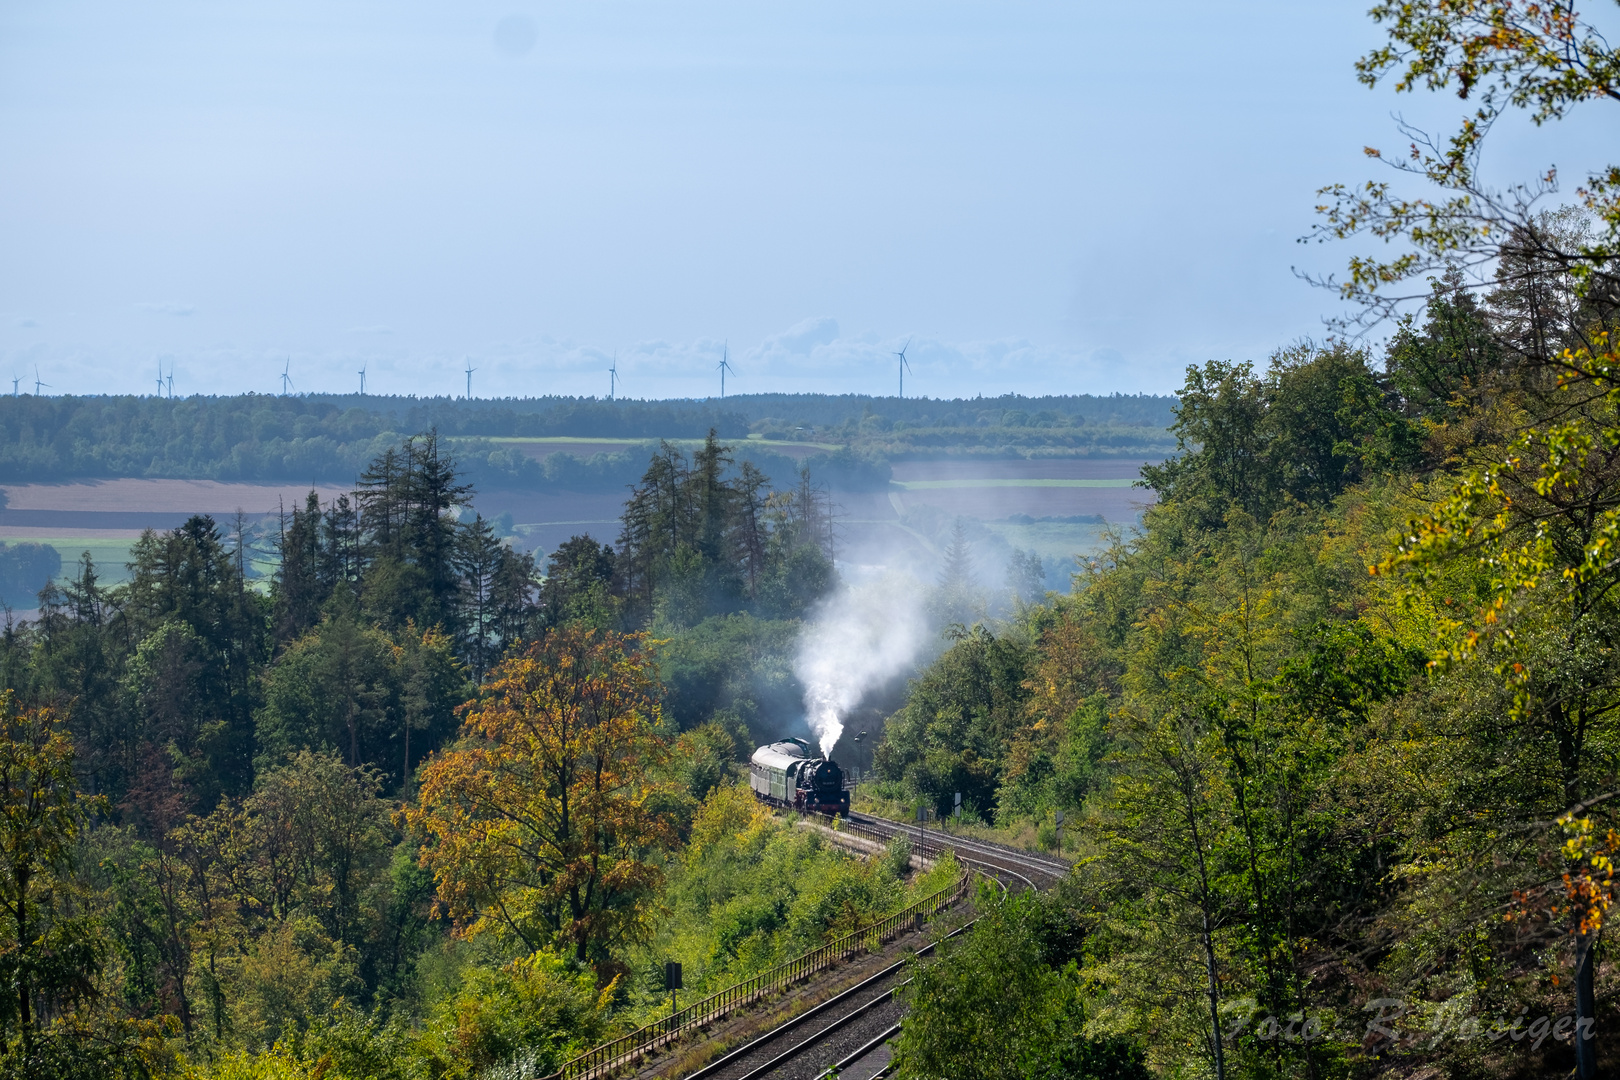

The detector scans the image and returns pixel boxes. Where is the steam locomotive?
[749,738,850,816]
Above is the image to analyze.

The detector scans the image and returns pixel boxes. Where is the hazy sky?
[0,2,1605,400]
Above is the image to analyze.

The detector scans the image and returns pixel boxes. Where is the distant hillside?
[0,392,1176,490]
[685,391,1174,429]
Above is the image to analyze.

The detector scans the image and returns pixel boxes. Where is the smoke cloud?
[795,575,929,757]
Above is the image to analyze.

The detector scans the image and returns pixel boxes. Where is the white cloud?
[755,316,840,358]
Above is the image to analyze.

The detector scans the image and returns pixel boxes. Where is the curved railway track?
[679,814,1065,1080]
[844,812,1069,887]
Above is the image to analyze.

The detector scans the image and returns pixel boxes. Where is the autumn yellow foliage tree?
[0,692,101,1038]
[404,628,678,965]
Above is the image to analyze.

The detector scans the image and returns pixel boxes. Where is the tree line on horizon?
[0,391,1176,489]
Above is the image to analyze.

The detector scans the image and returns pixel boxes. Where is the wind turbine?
[33,366,50,397]
[165,365,175,399]
[280,359,294,396]
[717,345,735,399]
[156,362,165,398]
[358,364,367,395]
[608,353,620,401]
[895,338,913,399]
[10,377,19,397]
[464,359,476,400]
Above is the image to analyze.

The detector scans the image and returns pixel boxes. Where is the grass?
[978,520,1115,571]
[2,536,281,594]
[12,538,142,587]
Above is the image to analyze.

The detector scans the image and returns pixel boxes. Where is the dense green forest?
[0,391,1175,490]
[0,420,990,1078]
[870,8,1620,1063]
[7,253,1620,1077]
[875,258,1620,1077]
[5,4,1620,1079]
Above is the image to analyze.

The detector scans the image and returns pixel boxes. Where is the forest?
[0,421,989,1079]
[864,205,1620,1078]
[4,4,1620,1079]
[3,239,1616,1077]
[0,391,1175,490]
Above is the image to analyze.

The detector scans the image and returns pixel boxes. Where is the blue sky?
[0,2,1605,400]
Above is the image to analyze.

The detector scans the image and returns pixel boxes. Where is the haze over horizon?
[3,1,1607,401]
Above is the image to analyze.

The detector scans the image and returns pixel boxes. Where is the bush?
[882,835,914,880]
[893,888,1148,1080]
[417,951,610,1080]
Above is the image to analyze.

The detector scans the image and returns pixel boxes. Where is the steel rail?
[682,961,905,1080]
[540,866,968,1080]
[684,916,981,1080]
[725,976,907,1080]
[824,1021,902,1077]
[823,812,1057,890]
[838,812,1067,878]
[847,811,1071,881]
[544,812,1048,1080]
[691,862,1021,1080]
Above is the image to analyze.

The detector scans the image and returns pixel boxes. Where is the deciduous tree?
[0,694,101,1037]
[405,628,678,964]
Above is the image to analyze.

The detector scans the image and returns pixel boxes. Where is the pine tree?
[401,430,472,631]
[273,492,326,644]
[454,515,506,681]
[320,493,361,602]
[538,537,616,631]
[939,519,973,590]
[615,435,837,626]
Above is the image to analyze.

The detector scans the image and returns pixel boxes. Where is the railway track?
[681,937,929,1080]
[843,811,1070,888]
[681,819,1064,1080]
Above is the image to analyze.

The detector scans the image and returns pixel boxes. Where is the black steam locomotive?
[748,738,850,816]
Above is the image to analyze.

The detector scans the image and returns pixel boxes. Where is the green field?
[6,538,141,588]
[979,519,1116,573]
[10,537,282,592]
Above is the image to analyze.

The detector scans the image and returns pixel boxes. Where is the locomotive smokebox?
[747,738,851,816]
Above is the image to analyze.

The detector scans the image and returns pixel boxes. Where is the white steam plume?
[795,576,928,757]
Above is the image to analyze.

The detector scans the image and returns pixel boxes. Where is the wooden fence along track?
[540,808,1068,1080]
[680,826,1051,1080]
[541,850,971,1080]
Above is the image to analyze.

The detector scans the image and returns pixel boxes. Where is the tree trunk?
[1183,770,1226,1080]
[1201,907,1226,1080]
[14,864,28,1032]
[1575,927,1600,1080]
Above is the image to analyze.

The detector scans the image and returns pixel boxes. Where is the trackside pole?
[666,960,682,1021]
